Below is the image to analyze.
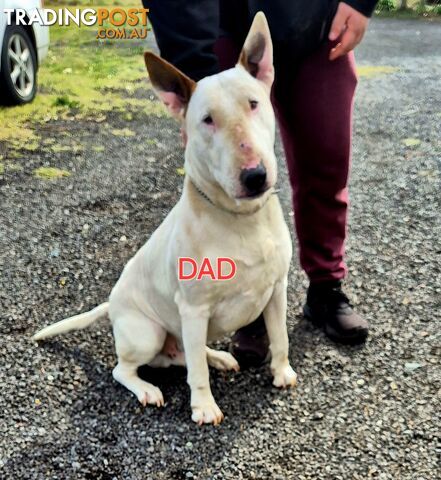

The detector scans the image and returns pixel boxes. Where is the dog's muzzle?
[240,165,267,197]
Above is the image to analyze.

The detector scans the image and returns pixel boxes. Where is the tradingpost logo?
[3,7,150,40]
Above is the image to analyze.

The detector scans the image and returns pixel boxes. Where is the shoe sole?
[229,345,270,369]
[303,305,368,346]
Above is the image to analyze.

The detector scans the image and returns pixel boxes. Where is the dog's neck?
[186,177,275,216]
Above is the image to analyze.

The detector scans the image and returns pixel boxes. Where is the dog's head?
[145,12,276,213]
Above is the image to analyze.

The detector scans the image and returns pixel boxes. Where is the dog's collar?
[190,180,279,216]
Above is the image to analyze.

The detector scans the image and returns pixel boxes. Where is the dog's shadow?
[32,334,270,410]
[17,317,365,477]
[39,335,277,416]
[20,337,279,477]
[35,312,363,425]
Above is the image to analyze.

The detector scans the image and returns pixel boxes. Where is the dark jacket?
[143,0,378,81]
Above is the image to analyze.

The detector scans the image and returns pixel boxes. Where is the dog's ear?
[144,52,196,117]
[238,11,274,89]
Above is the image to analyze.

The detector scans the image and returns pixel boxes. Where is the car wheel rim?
[8,33,34,98]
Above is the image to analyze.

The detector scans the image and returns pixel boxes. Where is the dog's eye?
[249,100,258,110]
[202,115,213,125]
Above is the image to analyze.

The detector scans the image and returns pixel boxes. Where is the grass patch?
[0,126,40,156]
[33,167,72,179]
[357,66,399,78]
[92,145,105,152]
[111,128,136,137]
[375,0,441,17]
[51,144,83,153]
[402,138,421,147]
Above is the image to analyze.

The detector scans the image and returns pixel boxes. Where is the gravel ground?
[0,18,440,480]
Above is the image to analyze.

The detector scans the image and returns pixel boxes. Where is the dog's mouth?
[236,185,271,200]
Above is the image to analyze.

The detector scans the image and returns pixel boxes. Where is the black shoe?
[230,314,269,368]
[304,280,369,345]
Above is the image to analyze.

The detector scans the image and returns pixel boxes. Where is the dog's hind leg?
[112,311,166,407]
[206,348,240,372]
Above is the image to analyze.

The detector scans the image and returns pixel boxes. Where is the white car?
[0,0,49,104]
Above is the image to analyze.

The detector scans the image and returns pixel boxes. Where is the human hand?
[328,2,370,61]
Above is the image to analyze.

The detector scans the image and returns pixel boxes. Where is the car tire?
[0,25,38,105]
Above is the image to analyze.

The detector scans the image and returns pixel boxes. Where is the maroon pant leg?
[213,36,240,71]
[273,42,357,283]
[214,37,357,283]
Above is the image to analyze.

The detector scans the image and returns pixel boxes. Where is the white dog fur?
[33,12,297,425]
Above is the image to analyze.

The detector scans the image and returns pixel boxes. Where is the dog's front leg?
[178,300,224,425]
[263,278,297,388]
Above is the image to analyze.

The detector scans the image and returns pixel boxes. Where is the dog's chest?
[206,231,288,338]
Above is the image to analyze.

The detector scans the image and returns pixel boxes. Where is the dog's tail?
[32,302,109,341]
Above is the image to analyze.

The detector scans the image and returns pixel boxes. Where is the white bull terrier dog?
[33,12,297,425]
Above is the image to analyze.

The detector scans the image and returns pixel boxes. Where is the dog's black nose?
[240,165,267,196]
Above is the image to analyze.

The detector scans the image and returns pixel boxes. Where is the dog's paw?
[191,401,224,426]
[207,350,240,372]
[138,385,164,408]
[272,365,297,389]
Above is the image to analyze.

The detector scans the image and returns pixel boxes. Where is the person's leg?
[213,36,240,71]
[275,41,355,281]
[273,41,368,344]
